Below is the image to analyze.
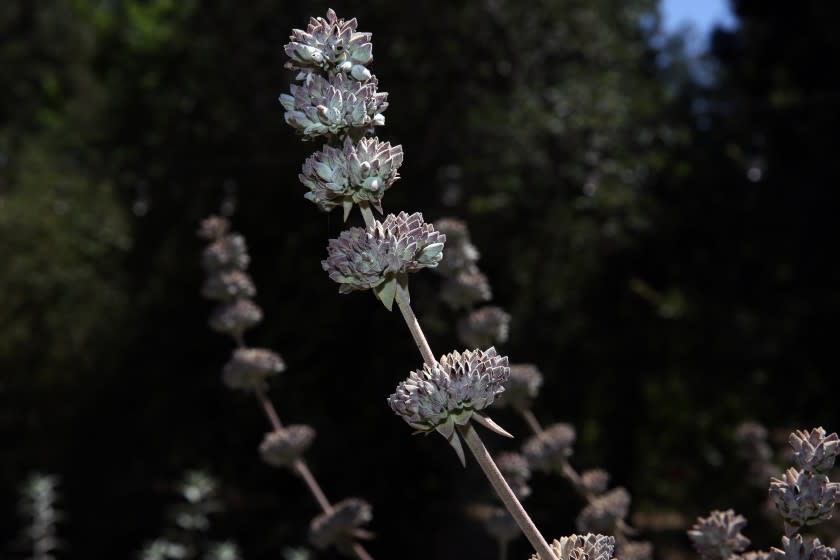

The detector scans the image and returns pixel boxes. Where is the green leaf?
[373,277,397,310]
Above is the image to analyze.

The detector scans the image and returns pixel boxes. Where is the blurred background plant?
[2,0,839,558]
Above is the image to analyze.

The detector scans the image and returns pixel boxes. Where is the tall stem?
[395,284,437,366]
[458,424,559,560]
[521,409,543,435]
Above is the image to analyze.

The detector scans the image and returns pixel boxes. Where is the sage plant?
[278,9,571,560]
[198,216,374,559]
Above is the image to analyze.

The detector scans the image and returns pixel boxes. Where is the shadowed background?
[1,0,838,558]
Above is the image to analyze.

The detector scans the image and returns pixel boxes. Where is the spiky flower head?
[772,535,838,560]
[209,299,262,338]
[769,468,840,533]
[309,498,372,552]
[197,216,230,241]
[433,218,480,276]
[581,469,611,495]
[440,268,492,309]
[531,534,616,560]
[576,487,631,533]
[222,347,285,391]
[322,212,445,309]
[523,423,577,473]
[457,306,511,348]
[259,425,316,467]
[788,428,840,474]
[494,363,543,411]
[300,136,403,220]
[618,541,654,560]
[279,73,388,140]
[388,348,510,465]
[687,509,751,560]
[496,452,532,499]
[284,9,373,81]
[202,270,256,301]
[202,234,249,272]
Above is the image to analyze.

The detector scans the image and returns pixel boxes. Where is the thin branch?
[521,409,543,435]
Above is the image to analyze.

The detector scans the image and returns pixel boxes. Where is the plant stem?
[395,284,437,366]
[498,539,509,560]
[458,423,559,560]
[521,409,543,435]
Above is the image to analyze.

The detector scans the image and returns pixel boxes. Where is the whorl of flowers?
[197,216,230,240]
[222,348,285,391]
[309,498,373,551]
[769,468,840,532]
[441,268,492,309]
[299,136,403,219]
[284,9,373,81]
[576,487,631,533]
[202,270,256,301]
[433,217,480,276]
[202,234,250,272]
[580,469,611,495]
[322,212,445,309]
[387,348,510,463]
[523,423,577,472]
[208,299,263,338]
[457,305,511,348]
[496,452,532,500]
[531,534,616,560]
[771,535,838,560]
[279,73,388,140]
[494,363,543,411]
[259,425,316,467]
[688,509,751,560]
[788,428,840,474]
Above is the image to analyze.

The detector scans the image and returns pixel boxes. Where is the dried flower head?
[433,218,480,276]
[496,452,532,499]
[284,9,373,81]
[772,535,838,560]
[209,299,263,339]
[576,487,631,533]
[259,425,316,467]
[523,423,577,472]
[457,306,511,348]
[531,534,616,560]
[222,348,285,391]
[769,468,840,532]
[197,216,230,241]
[688,509,751,560]
[299,136,403,219]
[202,270,256,301]
[581,469,611,495]
[202,234,250,272]
[618,541,654,560]
[789,428,840,474]
[494,363,543,411]
[309,498,372,551]
[279,73,388,140]
[322,212,445,309]
[440,268,492,309]
[387,348,510,465]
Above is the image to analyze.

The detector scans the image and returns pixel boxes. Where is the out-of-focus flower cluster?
[322,211,445,309]
[309,498,373,553]
[688,509,751,560]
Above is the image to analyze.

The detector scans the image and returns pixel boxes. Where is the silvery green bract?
[284,9,373,81]
[299,136,403,220]
[531,534,616,560]
[279,73,388,140]
[321,212,445,309]
[687,509,751,560]
[387,347,510,465]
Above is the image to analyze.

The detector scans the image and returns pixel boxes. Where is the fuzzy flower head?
[493,363,543,411]
[259,425,316,467]
[309,498,373,552]
[457,306,511,348]
[687,509,751,560]
[735,421,773,463]
[300,136,403,219]
[322,212,445,309]
[202,270,256,301]
[433,218,480,276]
[769,468,840,533]
[222,348,285,391]
[523,423,577,473]
[208,299,262,339]
[201,234,249,272]
[285,9,373,81]
[387,348,511,465]
[197,216,230,241]
[496,452,532,499]
[440,268,492,309]
[576,488,631,533]
[531,534,616,560]
[581,469,611,495]
[772,535,838,560]
[788,428,840,474]
[279,73,387,140]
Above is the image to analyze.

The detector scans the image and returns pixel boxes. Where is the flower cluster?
[576,488,631,533]
[322,211,445,309]
[309,498,373,552]
[523,423,577,473]
[771,535,838,560]
[734,421,777,487]
[687,509,751,560]
[300,136,403,219]
[496,452,532,499]
[531,534,616,560]
[493,363,544,412]
[284,9,373,80]
[387,348,510,464]
[222,348,285,391]
[259,425,316,468]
